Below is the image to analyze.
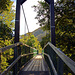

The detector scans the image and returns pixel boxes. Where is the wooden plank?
[20,55,50,72]
[22,55,38,71]
[38,59,40,71]
[34,60,38,71]
[19,57,34,73]
[22,59,34,71]
[41,59,45,71]
[39,59,42,71]
[34,60,39,71]
[32,59,37,71]
[28,59,35,71]
[37,60,40,71]
[18,55,50,75]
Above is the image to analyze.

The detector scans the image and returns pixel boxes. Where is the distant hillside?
[32,27,48,42]
[20,27,49,42]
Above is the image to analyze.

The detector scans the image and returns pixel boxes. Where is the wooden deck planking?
[42,58,45,71]
[22,59,34,71]
[34,60,39,71]
[32,59,37,71]
[18,55,50,75]
[39,59,42,71]
[28,60,35,71]
[22,55,49,71]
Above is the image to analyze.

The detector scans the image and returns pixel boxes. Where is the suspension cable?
[22,5,29,33]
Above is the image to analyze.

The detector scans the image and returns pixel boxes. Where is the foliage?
[0,1,15,72]
[0,0,11,13]
[32,1,50,31]
[0,21,12,40]
[20,33,42,53]
[55,0,75,60]
[0,1,15,28]
[0,38,14,72]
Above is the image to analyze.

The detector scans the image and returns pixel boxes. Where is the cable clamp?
[15,20,19,21]
[51,26,55,28]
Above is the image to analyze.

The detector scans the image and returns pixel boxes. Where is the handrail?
[0,42,38,53]
[43,53,58,75]
[1,53,34,75]
[43,42,75,73]
[0,42,38,74]
[23,43,37,51]
[0,42,22,53]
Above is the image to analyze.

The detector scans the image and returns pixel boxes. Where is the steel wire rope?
[21,4,30,44]
[21,5,30,34]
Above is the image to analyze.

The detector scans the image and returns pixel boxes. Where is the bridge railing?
[43,42,75,75]
[0,42,38,75]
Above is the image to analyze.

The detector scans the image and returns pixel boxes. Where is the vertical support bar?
[14,0,21,74]
[50,0,55,45]
[57,49,63,75]
[57,57,63,75]
[29,47,30,60]
[45,45,54,75]
[50,0,57,70]
[15,0,21,43]
[24,46,27,63]
[37,50,38,54]
[14,47,17,75]
[29,47,30,53]
[18,46,21,71]
[0,53,1,74]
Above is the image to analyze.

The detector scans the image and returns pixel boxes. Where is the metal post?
[37,50,38,54]
[57,48,63,75]
[14,47,17,75]
[50,0,55,45]
[24,46,27,63]
[46,45,54,75]
[50,0,57,70]
[14,0,21,74]
[29,47,30,60]
[57,57,63,75]
[0,53,1,74]
[14,0,21,43]
[18,46,21,71]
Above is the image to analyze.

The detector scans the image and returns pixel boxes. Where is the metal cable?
[22,5,29,33]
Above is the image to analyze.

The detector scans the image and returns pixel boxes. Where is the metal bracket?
[15,20,19,22]
[51,26,55,28]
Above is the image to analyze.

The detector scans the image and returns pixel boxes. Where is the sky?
[11,0,56,35]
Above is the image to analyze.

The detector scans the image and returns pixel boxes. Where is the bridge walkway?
[18,55,50,75]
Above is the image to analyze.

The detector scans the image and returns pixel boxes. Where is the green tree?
[0,21,12,40]
[20,33,42,53]
[0,1,15,72]
[0,38,14,72]
[0,1,15,28]
[55,0,75,59]
[0,0,11,13]
[33,1,50,31]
